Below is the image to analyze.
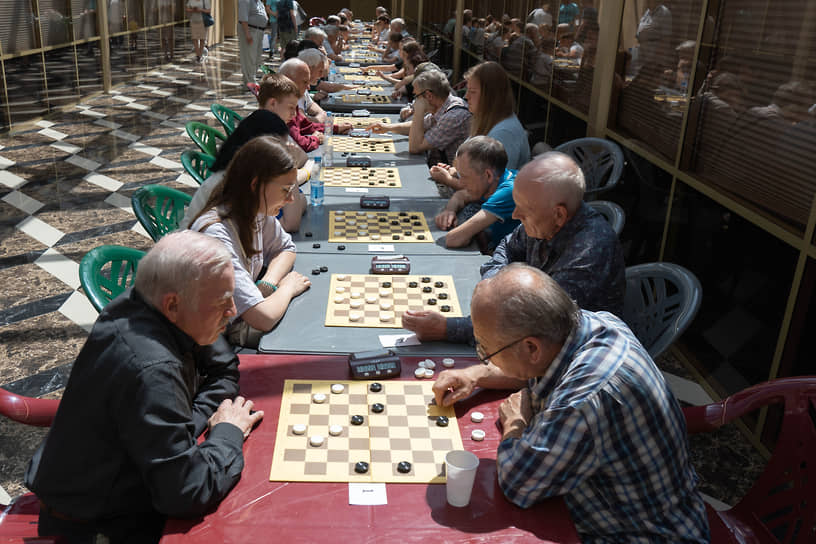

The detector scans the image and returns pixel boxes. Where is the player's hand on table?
[399,105,414,121]
[432,368,478,407]
[314,90,328,101]
[498,388,532,440]
[209,396,264,440]
[369,123,389,134]
[430,164,454,185]
[435,210,457,230]
[401,309,446,341]
[316,132,325,144]
[335,122,353,134]
[279,270,311,296]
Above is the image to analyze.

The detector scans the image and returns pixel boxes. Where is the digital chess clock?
[360,195,390,209]
[348,349,402,379]
[370,255,411,274]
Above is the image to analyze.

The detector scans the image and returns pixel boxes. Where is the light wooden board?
[339,94,393,104]
[321,167,402,188]
[328,210,432,243]
[269,380,463,483]
[329,136,395,153]
[325,274,463,328]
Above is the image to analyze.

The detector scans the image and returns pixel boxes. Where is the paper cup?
[445,450,479,507]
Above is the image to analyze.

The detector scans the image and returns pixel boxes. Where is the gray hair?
[413,69,450,99]
[134,231,232,309]
[304,26,328,42]
[298,48,325,69]
[528,151,585,214]
[391,18,405,30]
[326,15,341,26]
[323,24,340,37]
[279,57,309,77]
[477,263,579,347]
[456,136,508,178]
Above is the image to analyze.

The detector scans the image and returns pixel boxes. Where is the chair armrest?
[0,389,59,427]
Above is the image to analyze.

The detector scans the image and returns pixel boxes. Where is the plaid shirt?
[422,94,471,164]
[497,311,710,543]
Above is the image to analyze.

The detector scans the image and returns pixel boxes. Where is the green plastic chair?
[185,121,226,157]
[79,245,145,312]
[180,150,216,185]
[131,185,192,242]
[210,103,244,136]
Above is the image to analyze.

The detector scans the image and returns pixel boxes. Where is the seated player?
[26,231,264,542]
[370,14,390,45]
[182,74,309,233]
[432,264,710,542]
[370,69,471,163]
[279,58,351,151]
[190,137,311,348]
[403,152,625,343]
[298,48,355,98]
[370,32,403,63]
[434,136,519,251]
[323,25,345,61]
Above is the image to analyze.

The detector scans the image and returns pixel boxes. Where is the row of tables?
[168,37,579,542]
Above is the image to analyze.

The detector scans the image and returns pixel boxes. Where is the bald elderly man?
[27,231,263,542]
[403,151,625,343]
[432,264,709,542]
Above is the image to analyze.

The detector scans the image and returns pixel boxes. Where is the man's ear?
[553,204,569,230]
[263,97,277,111]
[161,292,181,324]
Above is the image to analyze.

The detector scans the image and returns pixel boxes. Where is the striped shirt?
[497,311,710,543]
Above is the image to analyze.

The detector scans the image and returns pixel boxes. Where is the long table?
[160,354,581,543]
[258,252,484,356]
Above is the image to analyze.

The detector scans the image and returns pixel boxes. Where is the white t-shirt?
[186,0,210,23]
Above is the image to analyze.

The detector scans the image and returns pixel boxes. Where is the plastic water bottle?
[310,156,324,206]
[329,60,337,82]
[324,111,333,139]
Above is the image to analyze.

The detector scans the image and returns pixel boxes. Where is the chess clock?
[350,129,371,138]
[352,109,370,117]
[346,156,372,167]
[348,349,402,379]
[356,88,372,96]
[370,255,411,275]
[360,195,390,209]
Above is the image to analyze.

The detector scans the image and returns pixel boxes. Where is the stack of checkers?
[269,380,464,483]
[325,273,463,328]
[340,94,392,104]
[328,210,431,242]
[321,167,401,188]
[329,136,396,154]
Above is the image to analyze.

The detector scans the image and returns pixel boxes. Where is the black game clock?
[370,255,411,274]
[348,349,402,379]
[360,195,390,209]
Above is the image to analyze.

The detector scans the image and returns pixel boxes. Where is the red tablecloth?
[162,354,580,543]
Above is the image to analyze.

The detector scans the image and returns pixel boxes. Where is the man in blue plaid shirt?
[433,264,709,543]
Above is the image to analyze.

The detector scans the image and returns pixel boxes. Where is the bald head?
[279,58,311,95]
[472,264,579,348]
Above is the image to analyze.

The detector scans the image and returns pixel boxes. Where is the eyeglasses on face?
[475,336,527,364]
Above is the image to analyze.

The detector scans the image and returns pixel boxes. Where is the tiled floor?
[0,38,766,514]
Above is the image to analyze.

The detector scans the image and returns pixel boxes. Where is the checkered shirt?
[496,311,710,543]
[422,94,471,164]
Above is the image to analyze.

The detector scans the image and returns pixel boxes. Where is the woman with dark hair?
[189,136,310,348]
[431,61,530,192]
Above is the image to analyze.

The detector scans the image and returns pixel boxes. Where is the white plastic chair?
[623,262,702,358]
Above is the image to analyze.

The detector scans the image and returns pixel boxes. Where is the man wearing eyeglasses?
[403,151,625,343]
[370,69,471,165]
[434,264,709,543]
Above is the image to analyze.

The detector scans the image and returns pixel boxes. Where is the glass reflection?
[0,1,38,54]
[44,46,79,109]
[611,0,702,161]
[684,1,816,231]
[664,183,797,396]
[5,55,49,125]
[39,1,75,47]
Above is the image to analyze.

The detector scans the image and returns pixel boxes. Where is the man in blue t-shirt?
[435,136,519,252]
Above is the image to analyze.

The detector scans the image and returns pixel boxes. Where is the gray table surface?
[257,252,483,356]
[291,198,482,255]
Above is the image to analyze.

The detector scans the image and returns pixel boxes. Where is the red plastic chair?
[683,377,816,543]
[0,388,59,427]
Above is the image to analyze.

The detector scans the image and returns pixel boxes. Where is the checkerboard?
[329,136,395,153]
[340,94,393,104]
[325,273,463,328]
[321,167,402,188]
[328,209,431,242]
[269,380,463,483]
